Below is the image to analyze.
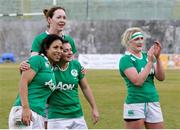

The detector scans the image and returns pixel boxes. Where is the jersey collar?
[45,30,65,38]
[57,62,69,72]
[125,51,143,59]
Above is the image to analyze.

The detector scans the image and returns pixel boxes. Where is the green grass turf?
[0,63,180,128]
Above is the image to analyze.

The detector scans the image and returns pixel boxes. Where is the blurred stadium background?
[1,0,180,129]
[0,0,180,59]
[0,0,179,20]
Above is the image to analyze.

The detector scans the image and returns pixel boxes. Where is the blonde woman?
[119,27,165,129]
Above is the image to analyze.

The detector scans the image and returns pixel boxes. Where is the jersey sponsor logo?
[128,110,134,116]
[45,62,50,68]
[53,66,58,71]
[141,67,154,75]
[71,69,78,77]
[130,57,136,61]
[45,79,56,91]
[56,82,75,90]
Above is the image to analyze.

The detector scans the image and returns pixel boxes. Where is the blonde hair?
[121,27,143,48]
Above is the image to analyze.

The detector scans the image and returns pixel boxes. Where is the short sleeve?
[119,56,134,72]
[31,33,48,53]
[64,35,77,54]
[31,37,41,52]
[74,60,84,80]
[28,56,42,73]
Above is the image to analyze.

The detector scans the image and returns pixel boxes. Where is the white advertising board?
[78,54,123,69]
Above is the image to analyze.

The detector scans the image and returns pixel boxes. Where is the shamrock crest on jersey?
[71,69,78,77]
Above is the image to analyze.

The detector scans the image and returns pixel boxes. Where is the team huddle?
[8,6,99,129]
[8,6,165,129]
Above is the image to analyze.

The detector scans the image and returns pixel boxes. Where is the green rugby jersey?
[14,55,56,117]
[48,60,84,119]
[119,51,159,104]
[31,31,77,54]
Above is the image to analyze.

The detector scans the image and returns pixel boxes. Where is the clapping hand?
[147,45,155,63]
[153,41,162,59]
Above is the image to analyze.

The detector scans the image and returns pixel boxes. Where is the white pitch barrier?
[78,54,123,70]
[0,12,43,17]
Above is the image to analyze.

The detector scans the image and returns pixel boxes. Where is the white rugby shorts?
[8,106,45,129]
[48,116,88,129]
[123,102,163,123]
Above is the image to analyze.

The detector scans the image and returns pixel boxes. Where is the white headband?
[130,32,143,41]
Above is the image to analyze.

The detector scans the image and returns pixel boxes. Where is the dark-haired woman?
[20,6,77,71]
[31,6,77,56]
[47,41,99,129]
[8,34,63,129]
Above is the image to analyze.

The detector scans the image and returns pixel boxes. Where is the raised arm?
[153,41,165,81]
[124,46,155,86]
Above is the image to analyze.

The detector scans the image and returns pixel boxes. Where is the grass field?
[0,63,180,129]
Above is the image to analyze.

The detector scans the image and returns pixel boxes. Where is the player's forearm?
[135,61,153,86]
[82,86,98,110]
[155,58,165,81]
[80,78,98,109]
[19,79,29,109]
